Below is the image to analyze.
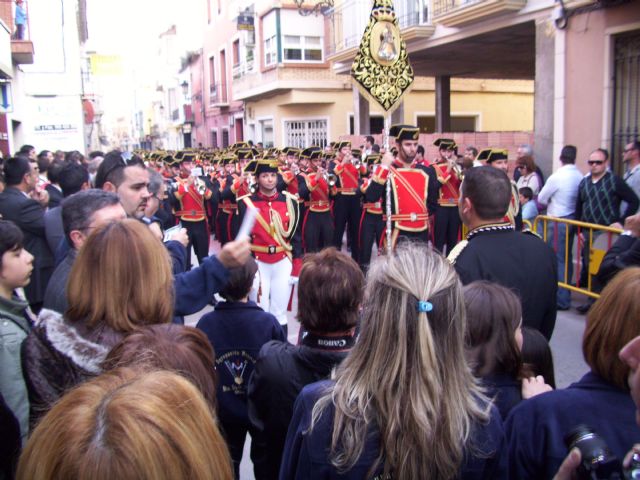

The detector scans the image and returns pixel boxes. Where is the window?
[611,30,640,175]
[284,119,328,148]
[416,115,477,133]
[222,129,229,148]
[232,39,240,66]
[349,115,385,135]
[283,35,322,62]
[264,35,277,66]
[211,130,218,148]
[260,119,274,148]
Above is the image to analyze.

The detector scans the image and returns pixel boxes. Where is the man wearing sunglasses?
[574,148,639,313]
[623,141,640,203]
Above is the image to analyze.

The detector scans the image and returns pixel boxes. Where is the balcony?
[432,0,527,27]
[11,40,34,65]
[232,59,255,79]
[209,82,229,107]
[327,0,434,63]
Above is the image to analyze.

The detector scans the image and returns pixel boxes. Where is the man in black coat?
[449,166,557,340]
[0,157,53,312]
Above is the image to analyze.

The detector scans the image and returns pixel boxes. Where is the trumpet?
[194,177,207,195]
[325,172,337,187]
[247,174,258,194]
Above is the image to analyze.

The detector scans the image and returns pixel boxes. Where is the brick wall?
[341,131,535,163]
[0,0,14,32]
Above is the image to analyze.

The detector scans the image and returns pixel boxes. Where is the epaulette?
[447,240,468,265]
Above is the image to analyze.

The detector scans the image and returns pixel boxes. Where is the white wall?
[10,0,85,152]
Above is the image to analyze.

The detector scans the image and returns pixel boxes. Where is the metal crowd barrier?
[532,215,623,299]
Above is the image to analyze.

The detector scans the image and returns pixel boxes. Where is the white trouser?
[253,257,292,326]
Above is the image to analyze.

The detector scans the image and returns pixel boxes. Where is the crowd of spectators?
[1,142,640,480]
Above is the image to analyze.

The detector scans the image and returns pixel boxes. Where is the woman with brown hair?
[464,281,552,420]
[506,267,640,479]
[280,243,507,479]
[515,155,541,195]
[102,324,218,410]
[16,368,233,480]
[22,219,174,423]
[249,247,364,479]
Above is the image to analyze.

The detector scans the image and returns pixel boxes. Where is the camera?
[564,425,638,479]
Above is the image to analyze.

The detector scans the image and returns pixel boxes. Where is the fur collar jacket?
[22,309,124,424]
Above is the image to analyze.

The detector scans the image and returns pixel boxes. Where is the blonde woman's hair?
[311,242,491,479]
[17,368,233,480]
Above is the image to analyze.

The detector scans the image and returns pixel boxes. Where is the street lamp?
[181,80,189,98]
[294,0,334,15]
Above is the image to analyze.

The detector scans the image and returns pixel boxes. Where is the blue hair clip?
[417,301,433,313]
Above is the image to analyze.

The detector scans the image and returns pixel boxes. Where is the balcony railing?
[232,59,255,79]
[209,82,228,106]
[432,0,527,26]
[327,0,431,60]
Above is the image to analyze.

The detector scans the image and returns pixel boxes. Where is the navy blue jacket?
[280,380,508,480]
[483,373,522,420]
[505,371,640,479]
[196,301,285,424]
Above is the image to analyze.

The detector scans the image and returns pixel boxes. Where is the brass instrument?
[194,177,207,195]
[247,174,258,194]
[325,172,337,187]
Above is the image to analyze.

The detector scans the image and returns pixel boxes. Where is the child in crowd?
[521,326,556,389]
[464,281,552,419]
[0,220,34,446]
[196,257,285,478]
[519,186,539,224]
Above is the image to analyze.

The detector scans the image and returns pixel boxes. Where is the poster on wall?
[30,96,84,151]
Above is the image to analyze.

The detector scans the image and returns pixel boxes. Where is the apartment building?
[192,0,536,150]
[326,0,639,174]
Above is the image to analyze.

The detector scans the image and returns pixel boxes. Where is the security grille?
[611,30,640,174]
[284,119,328,148]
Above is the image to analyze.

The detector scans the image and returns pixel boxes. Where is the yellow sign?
[89,54,123,76]
[351,0,414,112]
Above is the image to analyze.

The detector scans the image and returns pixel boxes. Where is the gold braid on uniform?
[270,192,298,252]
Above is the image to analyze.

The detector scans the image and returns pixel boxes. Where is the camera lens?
[564,425,625,479]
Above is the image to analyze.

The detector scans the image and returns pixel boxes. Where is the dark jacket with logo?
[248,336,352,479]
[196,301,285,425]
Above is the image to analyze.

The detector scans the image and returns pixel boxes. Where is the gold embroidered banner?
[350,0,414,113]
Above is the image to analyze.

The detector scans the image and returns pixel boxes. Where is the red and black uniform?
[218,174,237,245]
[433,161,462,253]
[174,177,213,266]
[358,178,384,269]
[299,171,336,253]
[237,189,302,331]
[224,172,252,243]
[204,169,221,239]
[331,160,366,261]
[365,159,438,248]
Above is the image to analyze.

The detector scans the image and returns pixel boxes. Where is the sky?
[85,0,205,123]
